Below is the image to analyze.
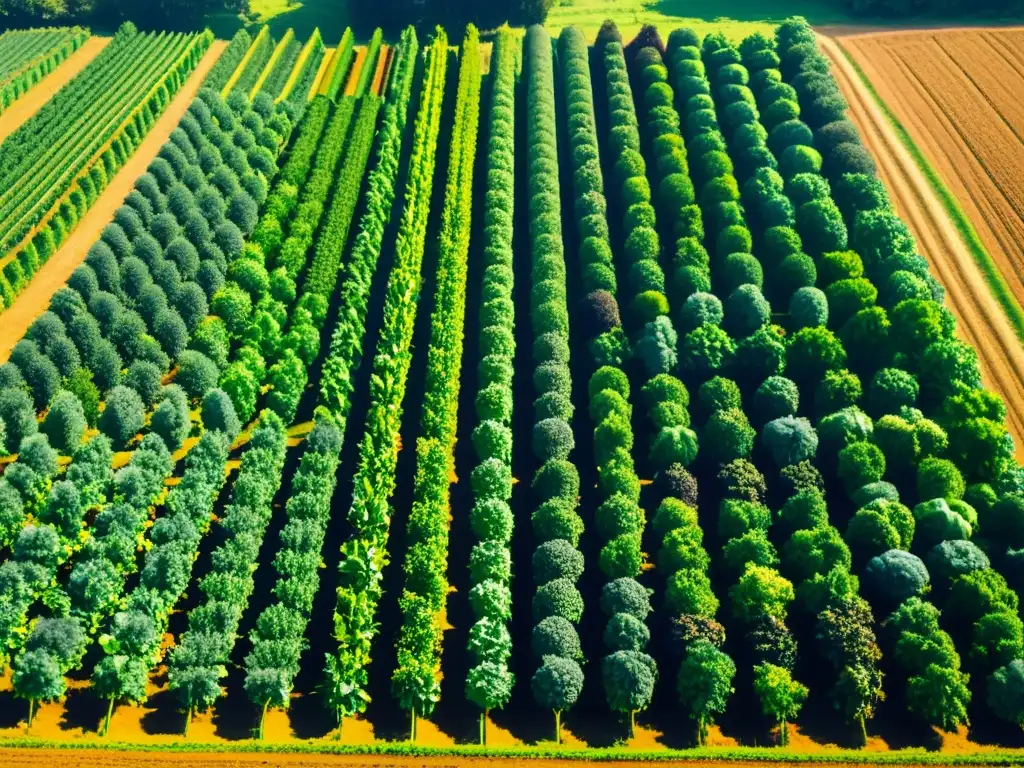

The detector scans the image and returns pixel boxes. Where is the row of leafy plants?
[203,28,251,92]
[221,25,271,97]
[167,409,288,733]
[0,26,214,306]
[327,27,449,736]
[462,26,517,745]
[250,28,298,100]
[262,94,383,424]
[280,28,326,108]
[392,23,481,735]
[0,27,89,113]
[8,430,175,728]
[354,28,384,99]
[321,27,355,101]
[595,28,722,744]
[85,401,238,727]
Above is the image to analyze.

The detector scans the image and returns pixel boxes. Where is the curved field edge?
[1,741,1024,765]
[829,33,1024,346]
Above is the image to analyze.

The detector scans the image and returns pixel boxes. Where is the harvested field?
[0,40,227,363]
[0,36,109,144]
[840,29,1024,311]
[823,32,1024,456]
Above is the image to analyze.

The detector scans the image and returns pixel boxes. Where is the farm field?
[0,36,110,145]
[0,11,1024,765]
[0,28,91,118]
[818,31,1024,454]
[836,29,1024,327]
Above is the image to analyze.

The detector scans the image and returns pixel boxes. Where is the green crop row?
[463,26,517,746]
[204,28,251,92]
[354,28,384,99]
[166,409,287,732]
[323,26,355,101]
[392,22,481,733]
[327,27,448,732]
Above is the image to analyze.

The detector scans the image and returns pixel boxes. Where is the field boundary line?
[3,739,1024,764]
[836,23,1024,42]
[832,34,1024,345]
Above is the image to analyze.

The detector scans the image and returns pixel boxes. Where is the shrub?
[837,441,886,494]
[124,360,163,408]
[725,284,770,337]
[151,385,191,452]
[98,386,145,447]
[789,286,828,329]
[175,350,219,399]
[679,292,723,333]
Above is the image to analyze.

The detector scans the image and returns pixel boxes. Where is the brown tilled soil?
[839,28,1024,310]
[0,36,111,144]
[370,45,391,96]
[0,40,227,363]
[345,46,368,97]
[822,33,1024,455]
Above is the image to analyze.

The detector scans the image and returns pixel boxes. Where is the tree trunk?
[103,697,115,736]
[780,718,788,746]
[554,709,561,745]
[334,711,343,741]
[259,699,269,740]
[479,710,486,745]
[628,709,636,740]
[26,698,35,729]
[697,714,707,747]
[184,705,193,738]
[858,714,867,747]
[409,706,417,742]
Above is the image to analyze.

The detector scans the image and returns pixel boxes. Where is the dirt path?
[0,40,227,363]
[344,45,367,97]
[0,36,110,144]
[819,34,1024,455]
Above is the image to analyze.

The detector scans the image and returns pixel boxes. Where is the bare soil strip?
[345,45,367,97]
[0,36,111,144]
[0,40,227,363]
[821,34,1024,456]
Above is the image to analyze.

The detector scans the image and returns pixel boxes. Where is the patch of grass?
[3,737,1024,763]
[205,0,852,44]
[545,0,852,42]
[838,43,1024,346]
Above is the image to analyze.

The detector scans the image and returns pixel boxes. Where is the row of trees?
[317,25,421,727]
[327,28,448,736]
[463,27,517,744]
[522,25,586,745]
[563,25,660,737]
[87,405,234,728]
[242,415,343,738]
[167,409,287,733]
[392,23,482,732]
[263,93,383,423]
